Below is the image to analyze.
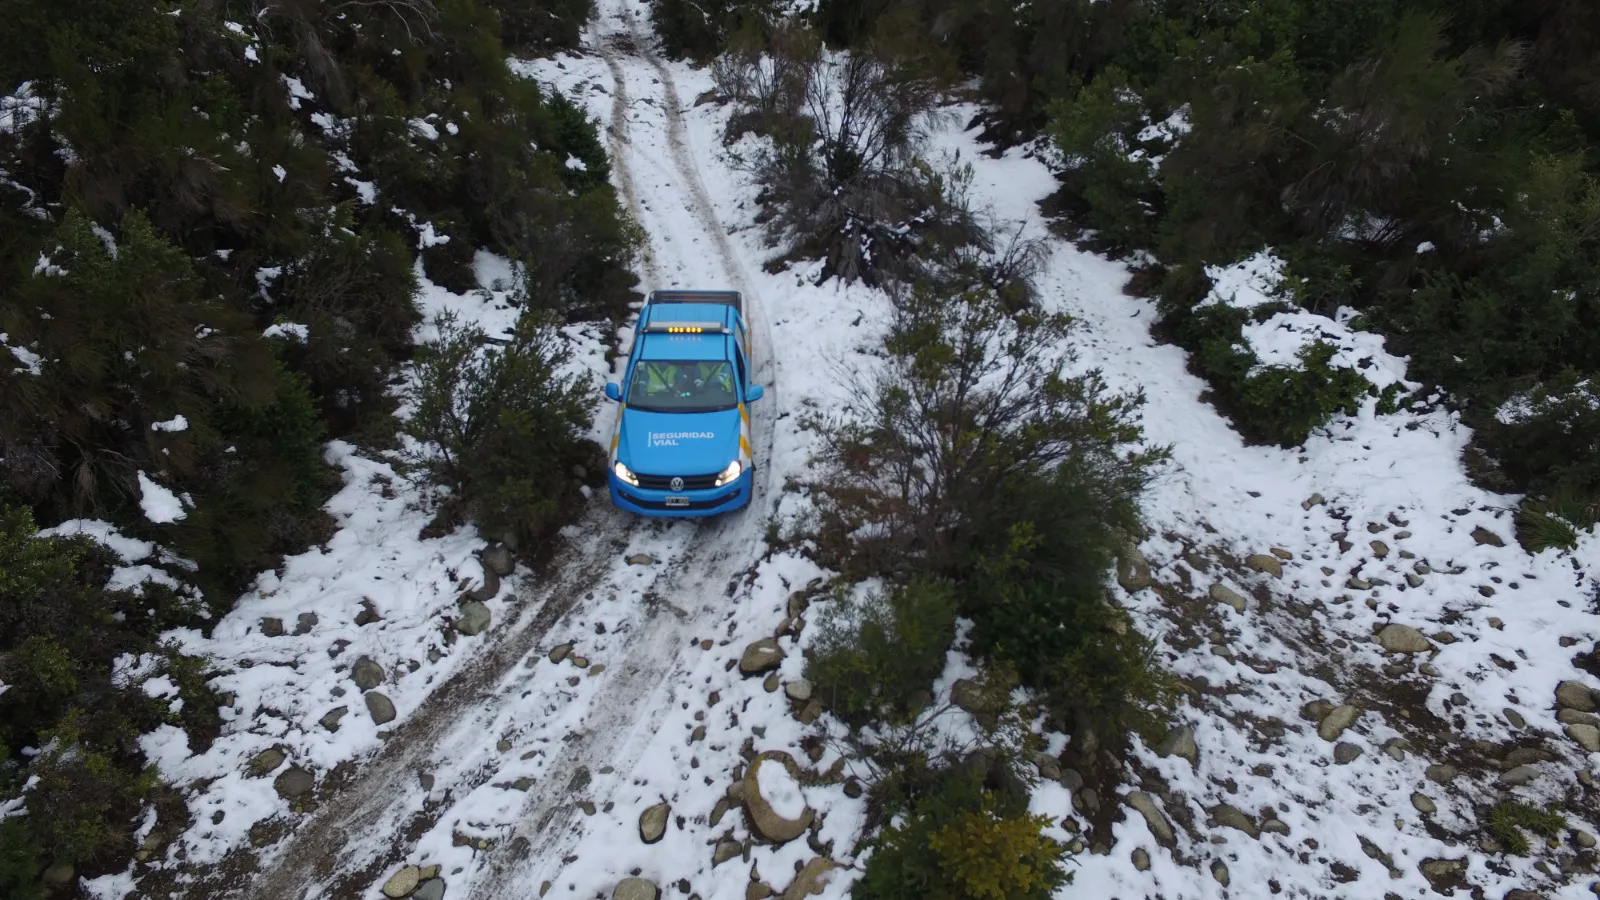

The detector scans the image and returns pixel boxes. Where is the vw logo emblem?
[669,477,685,492]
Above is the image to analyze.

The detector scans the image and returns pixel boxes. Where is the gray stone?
[1246,554,1283,578]
[42,864,75,888]
[1411,792,1437,815]
[1131,848,1151,871]
[612,877,658,900]
[743,753,814,844]
[1209,803,1259,839]
[1060,768,1084,792]
[467,567,501,602]
[481,544,515,577]
[1500,765,1541,786]
[1262,819,1290,836]
[455,601,492,636]
[1504,708,1527,729]
[1209,583,1248,613]
[1576,830,1597,849]
[1117,543,1153,592]
[639,801,670,844]
[1470,526,1504,547]
[1334,742,1363,764]
[1559,708,1600,727]
[712,840,742,865]
[248,747,287,777]
[1377,624,1433,653]
[739,639,785,676]
[1505,747,1555,768]
[319,706,349,732]
[1383,738,1409,760]
[1425,764,1458,785]
[1318,705,1361,742]
[762,672,780,693]
[351,656,385,691]
[1557,680,1598,713]
[1568,723,1600,752]
[365,691,396,725]
[382,867,420,898]
[260,617,285,637]
[549,642,573,663]
[1157,726,1199,766]
[294,612,318,635]
[1211,860,1230,887]
[625,554,655,566]
[781,857,838,900]
[1125,792,1176,848]
[274,766,314,799]
[784,680,813,702]
[1032,752,1063,781]
[413,879,446,900]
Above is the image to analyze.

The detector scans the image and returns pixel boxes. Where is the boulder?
[739,639,785,676]
[1411,792,1437,815]
[1556,680,1598,713]
[414,879,446,900]
[1567,723,1600,752]
[248,747,287,777]
[294,612,318,635]
[481,544,515,577]
[351,656,385,691]
[1208,803,1259,839]
[1376,624,1433,654]
[1124,792,1176,848]
[743,752,815,844]
[639,802,670,844]
[274,766,315,799]
[784,680,813,702]
[466,566,501,602]
[381,867,420,898]
[1246,554,1283,578]
[1470,526,1504,547]
[712,840,742,865]
[1209,583,1247,613]
[1156,726,1198,766]
[612,878,659,900]
[365,691,397,725]
[1500,765,1541,786]
[455,601,492,636]
[781,858,839,900]
[1333,742,1363,764]
[41,864,75,888]
[318,706,349,732]
[1317,705,1361,742]
[625,554,655,566]
[1116,543,1153,592]
[260,617,285,638]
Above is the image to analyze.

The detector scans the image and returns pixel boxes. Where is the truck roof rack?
[649,290,743,316]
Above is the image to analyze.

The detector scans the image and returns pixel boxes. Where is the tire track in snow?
[219,504,651,900]
[463,2,786,895]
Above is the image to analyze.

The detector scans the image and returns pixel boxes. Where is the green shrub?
[1485,801,1566,855]
[0,819,43,900]
[24,713,157,871]
[1476,372,1600,507]
[857,767,1070,900]
[804,579,958,725]
[404,310,591,546]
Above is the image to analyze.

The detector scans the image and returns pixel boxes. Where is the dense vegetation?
[0,0,633,891]
[666,0,1600,537]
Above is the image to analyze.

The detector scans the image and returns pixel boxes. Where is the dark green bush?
[404,310,592,547]
[805,579,958,725]
[856,766,1070,900]
[1476,372,1600,504]
[0,819,43,900]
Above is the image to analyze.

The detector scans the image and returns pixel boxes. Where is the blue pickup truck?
[603,290,764,517]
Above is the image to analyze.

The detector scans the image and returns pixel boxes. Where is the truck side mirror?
[604,382,622,402]
[746,384,765,403]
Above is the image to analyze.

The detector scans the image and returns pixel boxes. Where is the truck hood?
[617,407,742,476]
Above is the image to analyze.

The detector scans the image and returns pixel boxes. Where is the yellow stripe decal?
[740,435,751,457]
[738,403,749,424]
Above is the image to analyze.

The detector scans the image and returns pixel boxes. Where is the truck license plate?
[664,496,690,508]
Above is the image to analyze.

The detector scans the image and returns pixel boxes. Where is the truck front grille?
[635,472,721,491]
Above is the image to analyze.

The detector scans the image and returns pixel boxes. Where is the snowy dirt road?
[205,4,790,898]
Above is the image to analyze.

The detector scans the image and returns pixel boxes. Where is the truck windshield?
[627,360,738,412]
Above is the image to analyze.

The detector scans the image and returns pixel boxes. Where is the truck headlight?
[612,461,639,487]
[714,460,743,487]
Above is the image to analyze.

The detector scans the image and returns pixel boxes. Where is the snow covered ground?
[87,0,1600,897]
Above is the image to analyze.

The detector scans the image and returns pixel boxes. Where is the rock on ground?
[413,879,445,900]
[274,766,314,799]
[1556,680,1598,713]
[781,858,838,900]
[639,802,670,844]
[1117,543,1153,591]
[351,656,384,691]
[612,877,659,900]
[743,752,815,844]
[739,638,785,676]
[1246,554,1283,578]
[1157,725,1199,766]
[365,691,396,726]
[1566,723,1600,752]
[455,601,492,636]
[1209,583,1248,613]
[1125,792,1176,848]
[1318,705,1361,742]
[481,544,515,576]
[381,866,419,898]
[1377,624,1433,653]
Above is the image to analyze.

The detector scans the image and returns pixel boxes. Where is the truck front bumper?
[608,469,753,518]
